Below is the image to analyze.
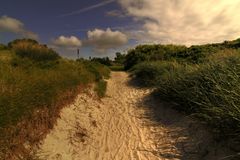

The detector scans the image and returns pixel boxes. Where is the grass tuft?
[131,49,240,148]
[95,80,107,98]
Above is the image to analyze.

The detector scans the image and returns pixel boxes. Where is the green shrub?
[0,50,110,128]
[131,61,195,86]
[0,40,111,158]
[12,41,60,61]
[114,52,126,64]
[123,39,240,70]
[109,65,124,71]
[91,57,112,66]
[124,44,192,70]
[95,80,107,98]
[8,39,38,48]
[0,44,7,50]
[131,50,240,143]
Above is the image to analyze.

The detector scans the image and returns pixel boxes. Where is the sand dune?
[36,72,232,160]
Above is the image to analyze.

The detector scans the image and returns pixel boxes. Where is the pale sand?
[36,72,233,160]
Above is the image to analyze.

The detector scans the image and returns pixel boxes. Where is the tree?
[91,57,112,66]
[114,52,126,64]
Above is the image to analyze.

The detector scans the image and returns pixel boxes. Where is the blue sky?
[0,0,134,58]
[0,0,128,40]
[1,0,240,59]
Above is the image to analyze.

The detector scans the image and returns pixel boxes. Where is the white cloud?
[52,36,82,48]
[0,15,23,33]
[118,0,240,45]
[85,28,128,53]
[0,15,38,39]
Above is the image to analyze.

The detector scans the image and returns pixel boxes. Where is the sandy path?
[36,72,232,160]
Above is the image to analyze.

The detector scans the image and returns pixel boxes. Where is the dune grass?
[0,56,110,129]
[95,80,107,98]
[0,59,98,127]
[12,41,60,62]
[0,40,110,159]
[131,49,240,148]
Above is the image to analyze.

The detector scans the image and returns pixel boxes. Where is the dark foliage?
[91,57,112,66]
[124,39,240,70]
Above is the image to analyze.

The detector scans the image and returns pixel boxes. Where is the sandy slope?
[36,72,233,160]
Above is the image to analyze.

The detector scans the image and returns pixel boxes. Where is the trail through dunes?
[36,72,233,160]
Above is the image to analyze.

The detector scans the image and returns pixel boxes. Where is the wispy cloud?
[60,0,115,17]
[106,10,126,18]
[0,15,39,40]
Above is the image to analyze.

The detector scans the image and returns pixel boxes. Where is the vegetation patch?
[95,80,107,98]
[109,65,124,71]
[11,39,60,62]
[0,39,110,159]
[128,39,240,151]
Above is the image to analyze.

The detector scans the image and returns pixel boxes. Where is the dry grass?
[131,49,240,150]
[0,42,110,159]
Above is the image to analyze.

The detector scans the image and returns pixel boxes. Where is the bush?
[124,44,189,70]
[131,62,166,86]
[131,61,197,86]
[131,50,240,144]
[8,39,38,48]
[0,44,7,50]
[0,39,111,158]
[83,61,110,80]
[109,65,124,71]
[0,48,110,134]
[95,80,107,98]
[0,57,109,128]
[123,39,240,70]
[114,52,126,64]
[91,57,112,66]
[12,41,60,61]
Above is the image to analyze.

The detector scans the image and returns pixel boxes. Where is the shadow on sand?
[127,77,238,160]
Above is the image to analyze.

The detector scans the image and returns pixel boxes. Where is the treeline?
[0,39,110,159]
[123,38,240,151]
